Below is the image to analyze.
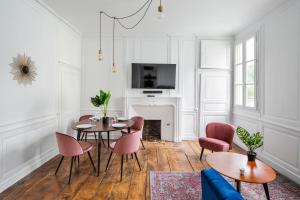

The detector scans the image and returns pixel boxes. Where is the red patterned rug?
[150,171,300,200]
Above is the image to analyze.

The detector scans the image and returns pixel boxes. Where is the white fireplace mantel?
[124,96,182,142]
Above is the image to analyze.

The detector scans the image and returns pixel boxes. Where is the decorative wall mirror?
[10,53,37,85]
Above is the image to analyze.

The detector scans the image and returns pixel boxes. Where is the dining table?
[71,118,135,176]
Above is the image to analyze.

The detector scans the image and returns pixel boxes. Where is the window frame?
[234,34,258,110]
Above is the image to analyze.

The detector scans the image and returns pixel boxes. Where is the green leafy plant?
[236,126,263,153]
[90,90,111,117]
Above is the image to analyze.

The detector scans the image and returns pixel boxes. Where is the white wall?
[232,0,300,184]
[0,0,81,192]
[81,35,232,140]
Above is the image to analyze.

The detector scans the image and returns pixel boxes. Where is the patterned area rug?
[149,171,300,200]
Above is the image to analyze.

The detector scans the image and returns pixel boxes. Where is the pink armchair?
[199,122,235,160]
[55,132,96,184]
[121,116,145,149]
[105,130,142,181]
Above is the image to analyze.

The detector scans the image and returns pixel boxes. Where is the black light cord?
[99,12,102,50]
[116,0,152,30]
[100,0,151,20]
[112,17,115,64]
[98,0,156,72]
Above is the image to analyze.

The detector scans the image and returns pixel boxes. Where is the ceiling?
[42,0,287,36]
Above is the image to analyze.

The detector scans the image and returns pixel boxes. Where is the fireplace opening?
[143,120,161,141]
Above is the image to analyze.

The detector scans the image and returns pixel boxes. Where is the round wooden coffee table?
[206,152,276,200]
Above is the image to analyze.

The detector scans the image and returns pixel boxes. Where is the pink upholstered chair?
[79,115,105,145]
[105,130,142,181]
[55,132,96,184]
[121,116,145,149]
[199,122,235,160]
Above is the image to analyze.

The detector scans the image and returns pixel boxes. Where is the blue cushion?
[201,168,244,200]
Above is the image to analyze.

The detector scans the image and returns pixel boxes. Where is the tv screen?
[132,63,176,89]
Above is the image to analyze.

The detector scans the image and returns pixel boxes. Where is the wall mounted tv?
[131,63,176,89]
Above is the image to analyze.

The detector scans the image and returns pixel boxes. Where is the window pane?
[246,37,255,61]
[235,43,243,64]
[246,84,255,107]
[235,85,243,105]
[246,61,255,84]
[235,64,243,84]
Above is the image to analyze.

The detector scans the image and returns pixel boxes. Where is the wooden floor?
[1,140,244,200]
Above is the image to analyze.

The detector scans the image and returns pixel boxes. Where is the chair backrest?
[206,122,235,146]
[79,115,94,121]
[131,116,144,131]
[113,130,141,154]
[56,132,83,156]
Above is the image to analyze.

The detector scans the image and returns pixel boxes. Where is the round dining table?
[71,118,135,176]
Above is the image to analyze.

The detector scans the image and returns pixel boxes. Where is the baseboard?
[181,135,198,141]
[0,147,58,193]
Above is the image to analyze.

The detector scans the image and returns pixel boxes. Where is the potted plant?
[236,126,263,161]
[91,90,111,124]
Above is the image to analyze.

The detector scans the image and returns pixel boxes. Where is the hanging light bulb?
[158,0,164,19]
[98,49,103,61]
[98,12,103,61]
[112,62,117,73]
[112,17,117,73]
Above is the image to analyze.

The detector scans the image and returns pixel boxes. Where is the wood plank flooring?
[0,140,244,200]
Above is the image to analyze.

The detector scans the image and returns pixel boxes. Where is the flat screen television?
[131,63,176,89]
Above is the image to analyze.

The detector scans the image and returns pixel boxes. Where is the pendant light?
[98,12,103,61]
[158,0,164,19]
[98,0,165,73]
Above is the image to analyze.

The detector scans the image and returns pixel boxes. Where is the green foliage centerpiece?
[91,90,111,124]
[236,126,263,161]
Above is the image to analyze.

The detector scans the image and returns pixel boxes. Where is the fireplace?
[143,120,161,141]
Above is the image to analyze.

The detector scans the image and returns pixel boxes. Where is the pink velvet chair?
[105,130,142,181]
[199,122,235,160]
[79,115,105,145]
[121,116,145,149]
[55,132,96,184]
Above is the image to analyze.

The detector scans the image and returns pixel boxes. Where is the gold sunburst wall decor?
[10,53,37,86]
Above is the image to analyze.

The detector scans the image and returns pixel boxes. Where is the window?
[234,36,256,108]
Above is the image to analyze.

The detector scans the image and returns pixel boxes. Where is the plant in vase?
[91,90,111,124]
[236,126,263,161]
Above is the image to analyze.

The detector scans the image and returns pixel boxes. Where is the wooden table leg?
[263,183,270,200]
[236,180,241,192]
[97,132,101,176]
[107,131,110,149]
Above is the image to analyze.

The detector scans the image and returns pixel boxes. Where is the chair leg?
[120,155,124,181]
[200,147,204,160]
[77,156,80,169]
[85,133,87,141]
[140,138,145,149]
[87,151,96,172]
[105,152,113,171]
[131,153,133,159]
[68,157,74,184]
[80,133,85,141]
[134,152,142,171]
[55,156,64,175]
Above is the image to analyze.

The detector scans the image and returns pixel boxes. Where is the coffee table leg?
[236,180,241,192]
[263,183,270,200]
[107,131,110,149]
[97,132,101,176]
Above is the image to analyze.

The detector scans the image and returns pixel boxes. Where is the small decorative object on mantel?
[91,90,111,124]
[10,53,37,85]
[236,126,263,161]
